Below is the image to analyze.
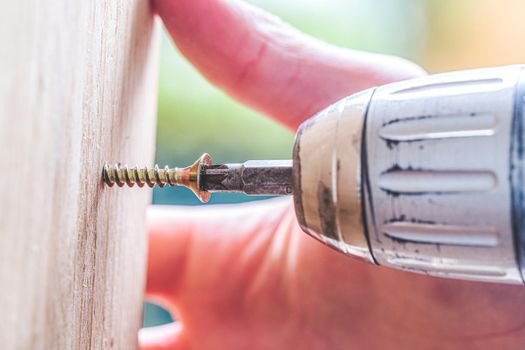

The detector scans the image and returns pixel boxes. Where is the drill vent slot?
[388,78,504,97]
[378,170,497,194]
[386,257,507,277]
[379,114,497,142]
[383,221,500,247]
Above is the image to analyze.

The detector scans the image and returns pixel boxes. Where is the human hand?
[139,1,525,349]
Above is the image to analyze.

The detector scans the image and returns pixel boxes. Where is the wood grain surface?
[0,1,159,348]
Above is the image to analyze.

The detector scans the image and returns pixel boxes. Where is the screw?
[102,153,213,203]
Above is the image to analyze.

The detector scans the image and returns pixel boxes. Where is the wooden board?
[0,1,159,348]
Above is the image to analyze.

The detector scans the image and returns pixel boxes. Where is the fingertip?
[373,54,427,82]
[146,207,193,298]
[139,323,188,350]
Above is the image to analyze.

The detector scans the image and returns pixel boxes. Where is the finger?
[139,323,188,350]
[145,198,296,302]
[154,0,426,129]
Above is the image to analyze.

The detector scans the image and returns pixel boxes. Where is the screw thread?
[103,163,175,188]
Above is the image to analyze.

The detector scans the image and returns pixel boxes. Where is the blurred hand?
[140,1,525,349]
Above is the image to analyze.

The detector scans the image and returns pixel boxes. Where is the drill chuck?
[292,65,525,284]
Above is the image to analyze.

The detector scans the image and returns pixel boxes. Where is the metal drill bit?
[102,154,293,203]
[201,160,292,195]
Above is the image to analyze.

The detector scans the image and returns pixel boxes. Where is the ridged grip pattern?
[363,66,525,283]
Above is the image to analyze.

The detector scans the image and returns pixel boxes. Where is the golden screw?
[102,153,212,203]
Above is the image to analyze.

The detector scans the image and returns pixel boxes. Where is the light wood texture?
[0,1,159,349]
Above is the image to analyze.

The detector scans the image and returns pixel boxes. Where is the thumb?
[143,199,294,302]
[139,199,297,349]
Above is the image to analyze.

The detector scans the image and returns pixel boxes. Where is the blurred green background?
[144,0,525,327]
